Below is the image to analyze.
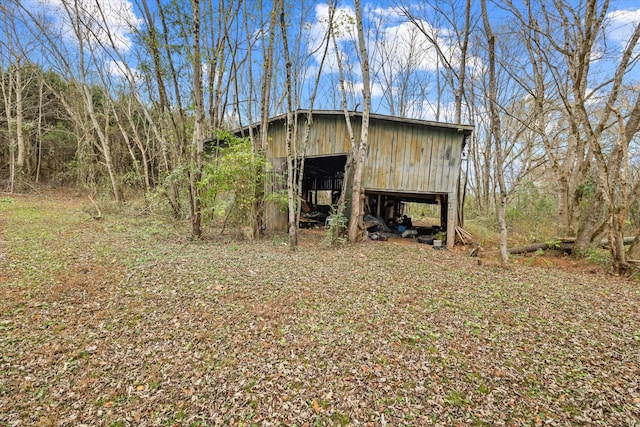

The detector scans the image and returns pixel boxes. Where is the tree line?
[1,0,639,274]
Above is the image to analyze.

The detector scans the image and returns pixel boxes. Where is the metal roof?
[236,110,474,135]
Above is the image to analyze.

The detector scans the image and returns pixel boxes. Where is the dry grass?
[1,193,639,426]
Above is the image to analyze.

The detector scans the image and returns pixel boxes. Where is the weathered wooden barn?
[244,110,473,247]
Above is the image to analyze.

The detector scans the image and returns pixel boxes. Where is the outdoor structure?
[241,110,473,248]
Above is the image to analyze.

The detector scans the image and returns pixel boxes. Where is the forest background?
[1,0,640,274]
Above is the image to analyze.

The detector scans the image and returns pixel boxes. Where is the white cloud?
[343,80,386,98]
[306,3,357,73]
[605,8,640,45]
[106,59,139,82]
[35,0,142,53]
[307,4,465,77]
[305,2,477,119]
[366,5,404,24]
[374,20,446,73]
[316,3,357,42]
[414,99,458,122]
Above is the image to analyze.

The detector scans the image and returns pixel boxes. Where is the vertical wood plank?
[411,126,422,192]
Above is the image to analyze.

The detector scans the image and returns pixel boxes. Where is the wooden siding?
[260,112,468,195]
[364,120,464,194]
[264,114,357,159]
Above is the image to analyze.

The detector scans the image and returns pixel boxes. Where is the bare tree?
[396,0,476,123]
[15,0,124,201]
[279,0,333,248]
[65,0,123,201]
[330,3,357,214]
[396,0,476,231]
[259,1,278,152]
[347,0,372,243]
[1,4,33,191]
[480,0,509,264]
[188,0,205,237]
[503,0,590,238]
[0,23,16,191]
[0,64,16,192]
[276,0,300,247]
[505,0,640,273]
[369,11,433,117]
[136,0,183,215]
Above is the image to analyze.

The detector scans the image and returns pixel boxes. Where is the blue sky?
[7,0,640,122]
[16,0,640,72]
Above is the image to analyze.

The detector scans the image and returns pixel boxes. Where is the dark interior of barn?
[298,155,447,242]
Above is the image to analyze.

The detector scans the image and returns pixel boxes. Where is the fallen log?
[559,236,636,246]
[508,236,637,255]
[600,236,635,247]
[508,242,574,255]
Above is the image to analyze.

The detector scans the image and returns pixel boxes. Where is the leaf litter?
[0,194,639,426]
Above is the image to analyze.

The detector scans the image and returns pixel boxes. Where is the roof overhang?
[235,110,474,137]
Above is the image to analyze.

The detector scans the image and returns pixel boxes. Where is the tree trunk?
[294,11,332,238]
[497,190,509,264]
[189,0,205,239]
[573,185,606,254]
[629,235,640,261]
[348,0,371,243]
[139,0,181,214]
[35,72,45,184]
[481,0,508,265]
[1,63,15,192]
[125,99,151,191]
[330,2,356,230]
[556,175,570,236]
[259,1,278,152]
[609,211,628,274]
[15,60,25,189]
[278,0,298,249]
[455,0,472,228]
[81,86,121,202]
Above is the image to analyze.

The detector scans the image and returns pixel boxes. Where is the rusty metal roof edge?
[234,110,474,134]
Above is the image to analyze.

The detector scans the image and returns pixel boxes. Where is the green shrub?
[579,247,612,269]
[323,203,348,247]
[198,130,266,232]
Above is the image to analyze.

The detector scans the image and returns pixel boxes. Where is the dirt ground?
[1,191,639,426]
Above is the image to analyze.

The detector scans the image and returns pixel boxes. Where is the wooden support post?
[447,192,457,249]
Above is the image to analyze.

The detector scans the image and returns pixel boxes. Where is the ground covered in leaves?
[1,193,639,426]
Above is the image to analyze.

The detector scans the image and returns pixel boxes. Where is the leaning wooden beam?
[455,226,474,245]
